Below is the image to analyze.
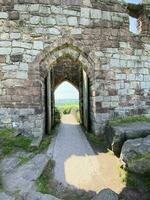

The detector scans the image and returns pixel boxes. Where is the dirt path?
[48,114,125,194]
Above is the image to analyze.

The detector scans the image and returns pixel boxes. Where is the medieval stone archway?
[31,43,95,137]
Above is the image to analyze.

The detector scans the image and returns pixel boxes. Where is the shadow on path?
[48,114,124,194]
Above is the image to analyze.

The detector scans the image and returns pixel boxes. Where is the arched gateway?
[36,44,94,137]
[0,0,150,139]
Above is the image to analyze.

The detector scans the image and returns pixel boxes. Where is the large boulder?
[105,122,150,156]
[92,189,118,200]
[1,154,49,194]
[25,191,60,200]
[0,192,15,200]
[120,135,150,174]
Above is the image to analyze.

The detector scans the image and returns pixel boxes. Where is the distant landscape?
[55,99,80,122]
[55,99,79,106]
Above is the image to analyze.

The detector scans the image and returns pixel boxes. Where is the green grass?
[0,128,32,159]
[56,103,79,115]
[36,160,55,194]
[0,128,53,161]
[119,167,138,188]
[56,102,80,122]
[18,156,31,165]
[109,115,150,126]
[38,135,52,152]
[85,132,106,148]
[119,166,150,192]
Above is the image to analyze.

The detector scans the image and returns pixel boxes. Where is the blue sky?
[55,81,79,100]
[125,0,142,3]
[55,0,142,100]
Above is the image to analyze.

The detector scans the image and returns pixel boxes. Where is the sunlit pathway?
[48,114,124,193]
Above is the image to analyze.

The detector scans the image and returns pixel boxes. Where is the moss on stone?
[0,129,32,159]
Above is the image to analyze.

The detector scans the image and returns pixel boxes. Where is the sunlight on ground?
[64,153,125,193]
[53,114,125,194]
[61,114,79,125]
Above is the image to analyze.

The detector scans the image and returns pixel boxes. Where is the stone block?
[91,9,101,19]
[39,5,51,14]
[9,11,20,20]
[80,18,90,26]
[68,17,78,26]
[56,15,67,25]
[41,17,56,25]
[63,9,78,16]
[81,8,90,18]
[0,41,11,47]
[102,11,111,21]
[29,4,40,12]
[0,33,9,40]
[121,135,150,174]
[106,122,150,156]
[0,192,15,200]
[19,63,28,71]
[30,16,40,24]
[47,28,61,35]
[71,28,82,35]
[16,71,28,79]
[10,33,21,39]
[0,48,11,55]
[144,75,150,82]
[0,12,8,19]
[92,189,118,200]
[11,48,24,54]
[33,41,44,50]
[21,42,32,49]
[0,55,6,63]
[51,5,62,14]
[10,54,23,62]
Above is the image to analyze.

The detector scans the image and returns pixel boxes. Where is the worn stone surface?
[0,0,150,137]
[106,122,150,156]
[1,154,49,194]
[0,193,15,200]
[92,188,118,200]
[121,135,150,174]
[25,191,60,200]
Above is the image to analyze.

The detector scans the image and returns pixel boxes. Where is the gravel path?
[48,114,124,193]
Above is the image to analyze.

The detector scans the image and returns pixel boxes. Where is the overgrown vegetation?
[36,160,55,194]
[57,103,79,115]
[54,107,61,124]
[119,166,150,193]
[34,135,52,154]
[0,128,32,160]
[85,131,107,149]
[109,115,150,126]
[0,128,53,160]
[18,155,31,165]
[56,102,80,123]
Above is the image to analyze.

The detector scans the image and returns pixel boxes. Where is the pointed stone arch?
[27,40,95,137]
[30,37,95,80]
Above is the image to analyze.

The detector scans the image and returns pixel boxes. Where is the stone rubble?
[121,135,150,174]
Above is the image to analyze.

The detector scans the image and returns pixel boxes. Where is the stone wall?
[0,0,150,137]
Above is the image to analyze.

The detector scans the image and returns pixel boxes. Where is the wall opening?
[54,81,80,123]
[44,55,91,134]
[126,0,143,34]
[129,16,139,33]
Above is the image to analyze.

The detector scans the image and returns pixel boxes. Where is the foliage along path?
[47,114,124,193]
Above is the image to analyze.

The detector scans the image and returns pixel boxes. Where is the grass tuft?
[36,160,55,194]
[119,165,150,192]
[109,115,150,126]
[0,129,32,159]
